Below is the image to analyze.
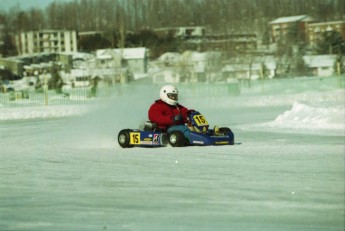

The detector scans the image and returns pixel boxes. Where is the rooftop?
[269,15,313,24]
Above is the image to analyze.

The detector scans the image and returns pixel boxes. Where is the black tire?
[118,129,133,148]
[168,130,188,147]
[219,127,231,134]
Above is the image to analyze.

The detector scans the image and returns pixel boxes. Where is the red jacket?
[148,99,189,130]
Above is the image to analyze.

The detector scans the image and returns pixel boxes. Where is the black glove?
[186,109,195,116]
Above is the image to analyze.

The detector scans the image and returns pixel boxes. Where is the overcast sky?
[0,0,72,12]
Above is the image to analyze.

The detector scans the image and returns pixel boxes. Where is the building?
[154,26,205,38]
[16,30,77,55]
[120,47,148,77]
[152,51,224,83]
[222,56,277,81]
[94,47,149,80]
[0,52,73,78]
[95,49,122,69]
[269,15,315,44]
[154,26,257,53]
[303,55,340,76]
[201,33,257,52]
[152,69,180,84]
[306,20,345,46]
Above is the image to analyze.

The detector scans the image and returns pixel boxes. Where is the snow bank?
[269,102,345,131]
[0,105,89,121]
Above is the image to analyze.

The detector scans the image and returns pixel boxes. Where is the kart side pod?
[118,129,168,148]
[188,130,234,146]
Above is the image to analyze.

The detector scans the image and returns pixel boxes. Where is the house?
[306,20,345,46]
[222,56,277,81]
[121,47,148,79]
[179,51,206,82]
[152,69,180,84]
[269,15,315,44]
[222,63,262,81]
[179,51,223,82]
[95,49,122,69]
[66,50,120,86]
[0,52,74,78]
[303,55,339,76]
[96,47,149,80]
[157,52,181,66]
[154,51,223,83]
[0,58,24,77]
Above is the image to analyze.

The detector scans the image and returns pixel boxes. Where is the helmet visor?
[167,93,178,101]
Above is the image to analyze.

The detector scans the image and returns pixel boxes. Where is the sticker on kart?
[130,132,140,145]
[193,115,208,126]
[129,132,161,145]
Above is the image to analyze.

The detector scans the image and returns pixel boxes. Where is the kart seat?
[144,121,158,132]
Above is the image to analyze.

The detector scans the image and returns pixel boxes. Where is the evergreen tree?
[78,34,111,52]
[0,34,17,57]
[316,30,345,55]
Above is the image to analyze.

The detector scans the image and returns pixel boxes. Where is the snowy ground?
[0,77,344,231]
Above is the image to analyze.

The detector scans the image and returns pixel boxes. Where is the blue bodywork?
[126,129,234,147]
[126,130,168,147]
[189,130,234,146]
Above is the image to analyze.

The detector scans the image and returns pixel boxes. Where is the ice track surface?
[0,78,344,231]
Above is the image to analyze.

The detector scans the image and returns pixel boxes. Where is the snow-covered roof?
[308,20,345,27]
[158,52,181,62]
[96,48,147,60]
[116,47,147,60]
[96,49,121,60]
[269,15,313,24]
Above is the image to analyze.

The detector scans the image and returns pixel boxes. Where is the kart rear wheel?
[118,129,133,148]
[169,130,188,147]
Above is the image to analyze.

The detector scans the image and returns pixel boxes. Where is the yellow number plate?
[193,115,208,126]
[130,132,141,144]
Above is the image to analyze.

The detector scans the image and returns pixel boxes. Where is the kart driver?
[148,85,192,137]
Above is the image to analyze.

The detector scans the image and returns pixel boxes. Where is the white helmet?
[160,85,178,106]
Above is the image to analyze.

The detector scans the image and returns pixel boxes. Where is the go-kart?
[118,111,234,148]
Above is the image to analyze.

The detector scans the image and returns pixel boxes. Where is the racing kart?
[118,111,234,148]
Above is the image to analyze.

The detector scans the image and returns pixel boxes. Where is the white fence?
[0,76,343,108]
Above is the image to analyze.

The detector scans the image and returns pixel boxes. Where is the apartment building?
[306,20,345,46]
[16,30,77,55]
[269,15,315,44]
[154,26,206,38]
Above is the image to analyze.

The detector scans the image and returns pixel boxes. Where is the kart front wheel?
[118,129,133,148]
[219,127,231,134]
[219,127,234,145]
[169,130,188,147]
